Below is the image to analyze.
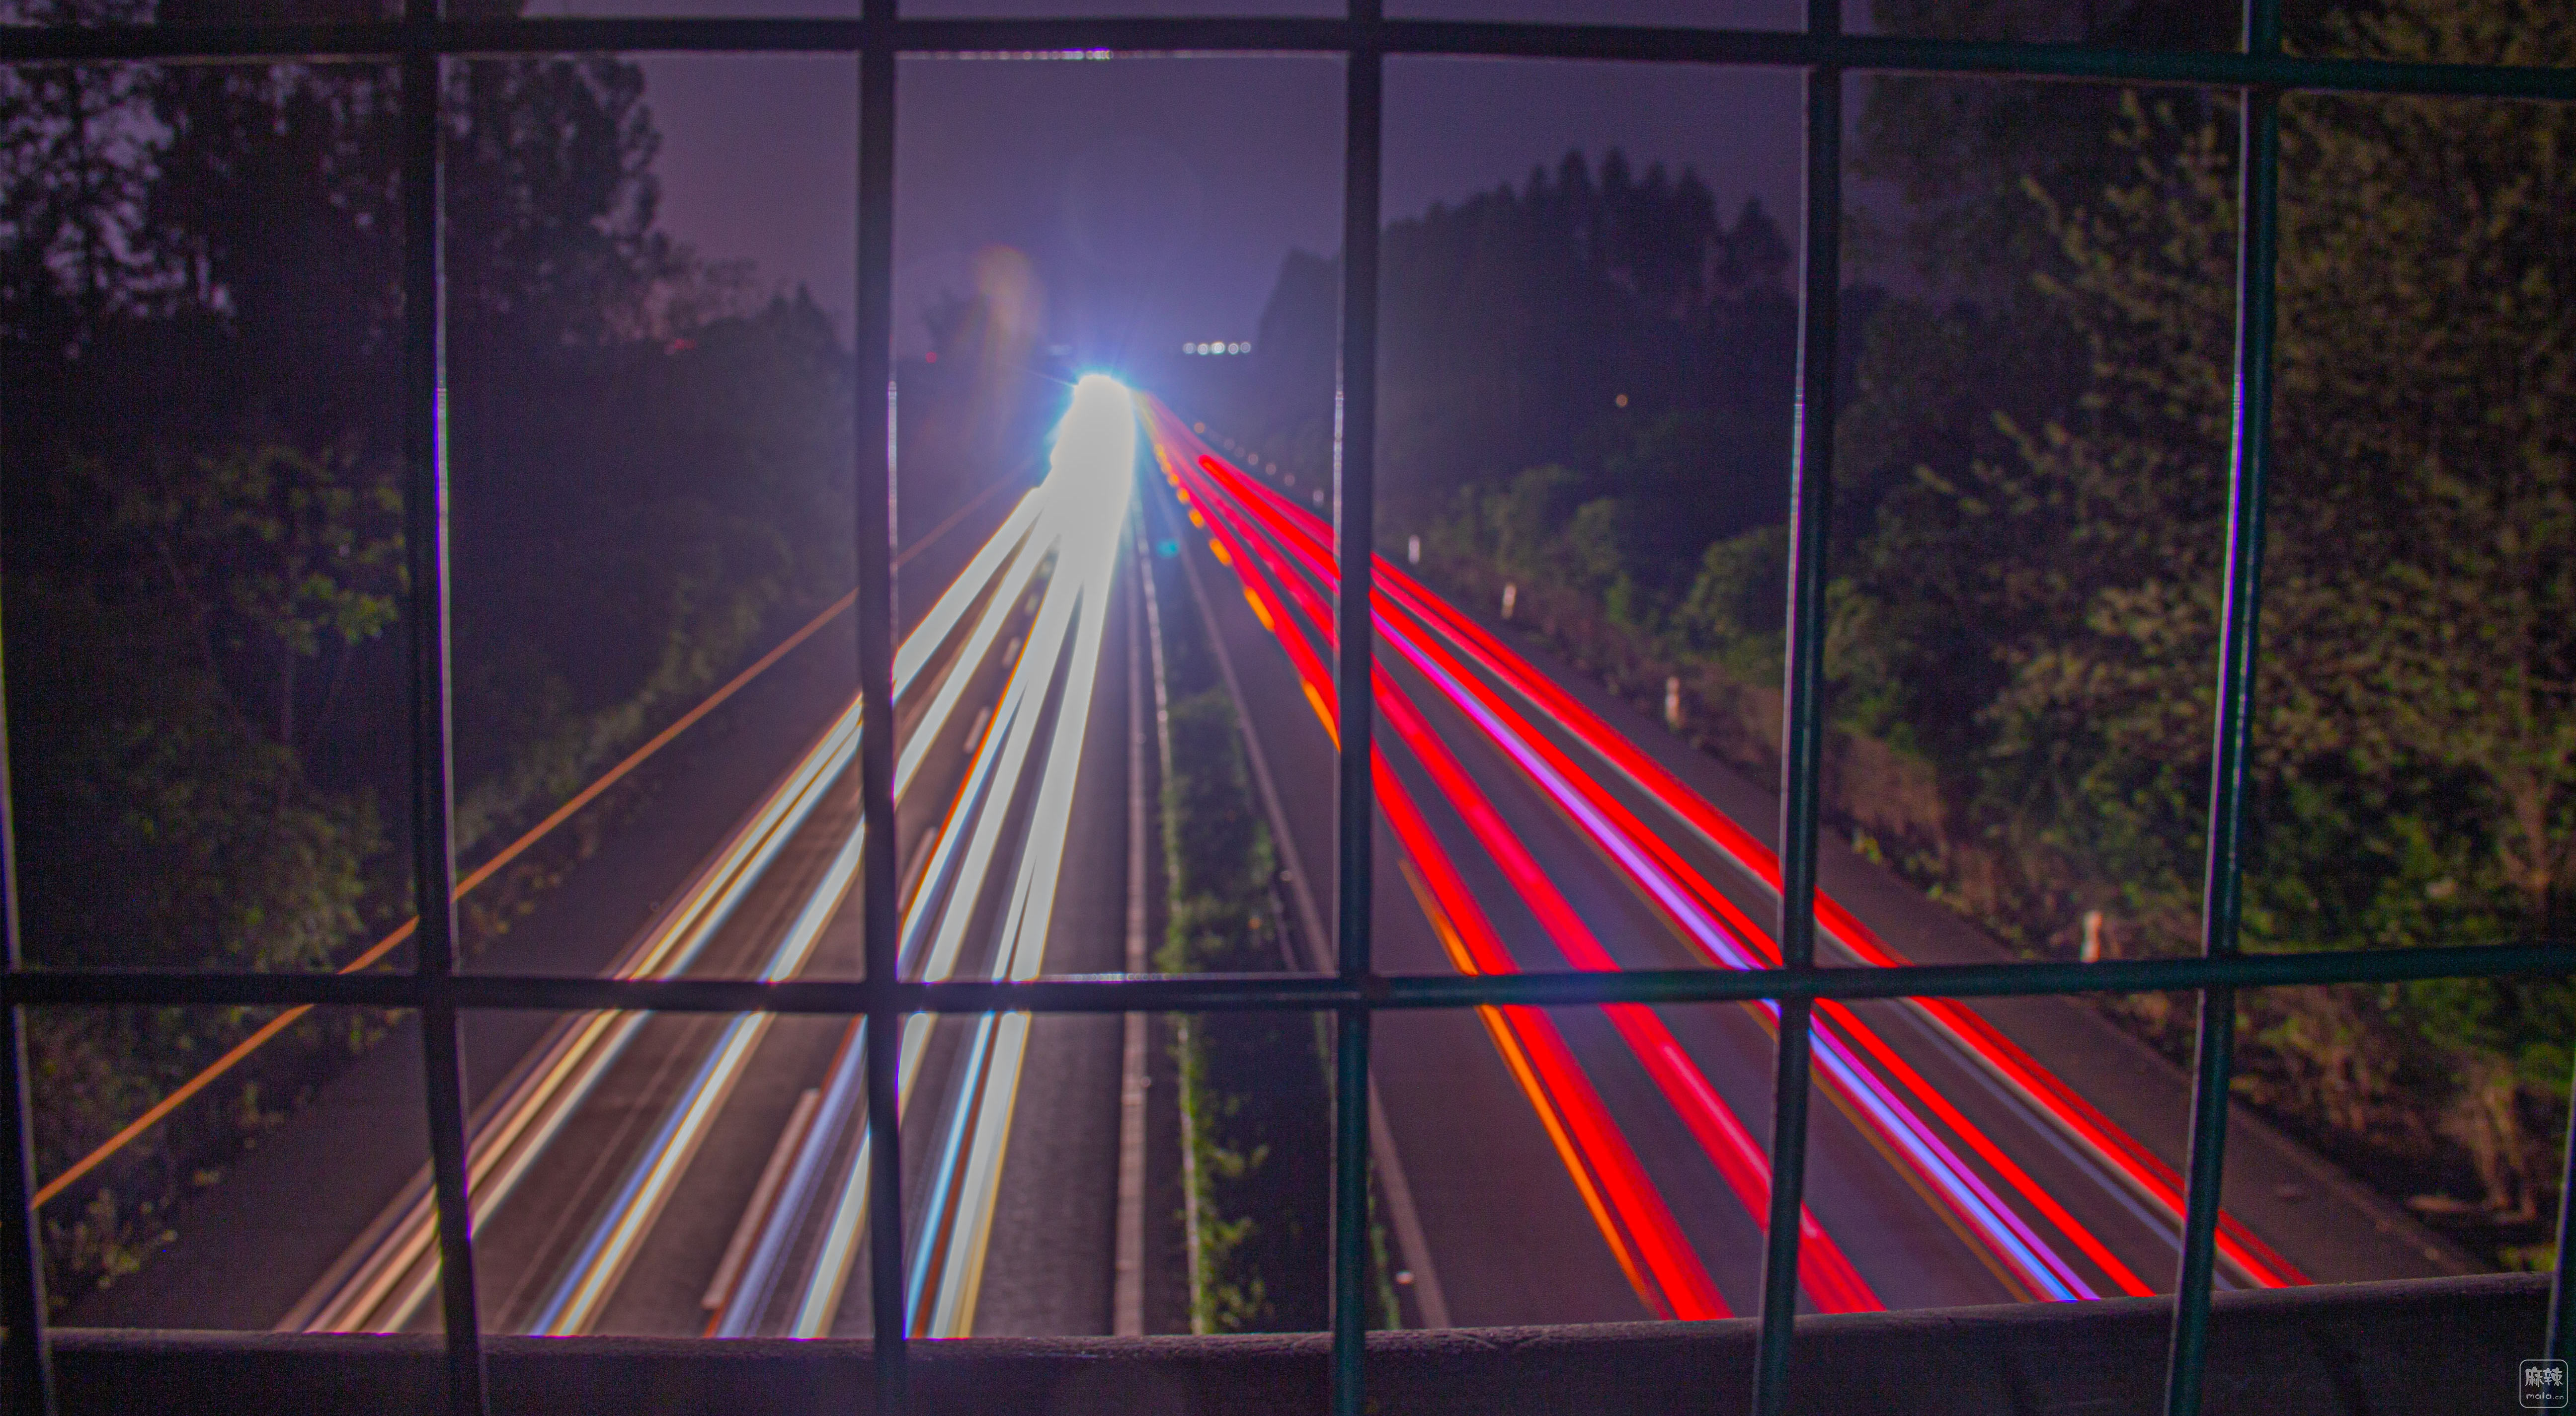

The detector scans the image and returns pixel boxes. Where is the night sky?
[526,0,1843,364]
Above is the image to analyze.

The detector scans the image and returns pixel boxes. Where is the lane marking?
[1114,532,1152,1336]
[705,1088,825,1316]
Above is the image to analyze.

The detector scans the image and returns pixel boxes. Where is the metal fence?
[0,4,2571,1415]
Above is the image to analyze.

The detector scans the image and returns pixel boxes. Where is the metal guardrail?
[0,5,2570,1416]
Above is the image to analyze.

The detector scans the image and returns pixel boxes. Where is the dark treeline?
[1227,0,2574,1267]
[2,7,854,1307]
[1220,148,1805,591]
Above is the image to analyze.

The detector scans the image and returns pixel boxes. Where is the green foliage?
[9,572,385,976]
[116,444,406,660]
[448,292,855,859]
[98,442,406,763]
[1983,51,2576,956]
[1828,0,2576,1232]
[1679,524,1787,668]
[1159,689,1278,975]
[27,1002,392,1314]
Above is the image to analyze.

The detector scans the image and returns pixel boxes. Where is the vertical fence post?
[0,594,53,1416]
[1751,10,1842,1416]
[397,20,490,1416]
[854,12,907,1414]
[2164,5,2282,1415]
[2549,1054,2576,1369]
[1332,7,1384,1413]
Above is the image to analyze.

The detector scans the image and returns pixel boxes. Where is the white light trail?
[786,376,1136,1339]
[295,483,1047,1336]
[527,498,1070,1334]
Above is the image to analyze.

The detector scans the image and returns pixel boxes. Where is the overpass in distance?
[80,375,2465,1346]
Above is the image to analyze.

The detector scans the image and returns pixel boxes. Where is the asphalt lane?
[476,486,1094,1339]
[1151,434,2467,1330]
[1374,645,2065,1311]
[68,441,1046,1333]
[452,466,1059,1337]
[1483,621,2471,1288]
[65,604,868,1332]
[965,556,1130,1336]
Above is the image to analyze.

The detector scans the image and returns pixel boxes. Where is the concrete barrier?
[44,1272,2545,1415]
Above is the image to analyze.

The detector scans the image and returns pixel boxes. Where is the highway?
[77,373,2460,1343]
[1140,396,2465,1326]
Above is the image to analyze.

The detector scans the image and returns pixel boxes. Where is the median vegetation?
[1143,494,1410,1332]
[1158,687,1335,1332]
[1144,474,1334,1331]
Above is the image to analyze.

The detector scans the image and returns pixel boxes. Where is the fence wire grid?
[0,3,2572,1415]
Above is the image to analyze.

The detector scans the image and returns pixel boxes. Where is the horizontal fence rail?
[5,943,2571,1013]
[0,8,2569,1416]
[0,18,2566,102]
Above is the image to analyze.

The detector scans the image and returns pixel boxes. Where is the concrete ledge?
[40,1273,2546,1414]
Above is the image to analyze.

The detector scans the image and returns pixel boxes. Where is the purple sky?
[541,1,1825,359]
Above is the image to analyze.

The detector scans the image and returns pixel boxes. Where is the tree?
[1894,0,2575,1216]
[101,444,404,770]
[1996,0,2576,942]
